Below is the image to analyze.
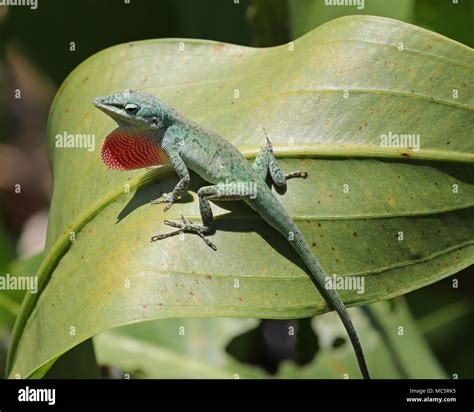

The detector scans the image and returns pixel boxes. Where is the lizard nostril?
[92,97,103,107]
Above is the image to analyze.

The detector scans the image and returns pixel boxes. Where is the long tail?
[248,191,371,379]
[291,227,371,379]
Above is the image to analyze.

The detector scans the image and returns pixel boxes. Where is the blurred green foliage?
[414,0,473,48]
[0,253,42,377]
[92,299,445,379]
[2,0,471,86]
[288,0,415,38]
[2,0,252,84]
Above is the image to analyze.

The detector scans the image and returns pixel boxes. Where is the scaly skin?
[93,89,371,379]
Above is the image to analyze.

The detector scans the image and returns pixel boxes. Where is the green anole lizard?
[93,89,371,379]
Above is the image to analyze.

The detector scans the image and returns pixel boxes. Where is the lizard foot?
[150,192,176,212]
[151,215,217,250]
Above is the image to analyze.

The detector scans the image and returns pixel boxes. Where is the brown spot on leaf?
[213,42,226,52]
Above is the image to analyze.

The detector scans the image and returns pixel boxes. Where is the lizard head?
[93,90,173,170]
[92,89,169,130]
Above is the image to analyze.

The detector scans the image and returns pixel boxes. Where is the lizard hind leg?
[264,135,308,187]
[151,184,249,250]
[251,145,271,180]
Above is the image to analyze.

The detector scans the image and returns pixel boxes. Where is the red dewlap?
[101,128,167,170]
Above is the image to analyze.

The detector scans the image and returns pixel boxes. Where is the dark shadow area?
[225,318,319,374]
[406,267,474,378]
[331,336,346,349]
[117,169,315,276]
[294,317,320,365]
[116,173,195,224]
[3,0,254,85]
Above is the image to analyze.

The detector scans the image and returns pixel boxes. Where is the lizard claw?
[285,171,308,180]
[151,192,176,211]
[163,202,174,213]
[150,233,169,241]
[151,216,217,250]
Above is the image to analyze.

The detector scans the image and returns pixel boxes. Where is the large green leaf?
[7,16,473,378]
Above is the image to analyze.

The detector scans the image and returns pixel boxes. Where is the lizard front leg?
[151,184,248,250]
[150,145,190,212]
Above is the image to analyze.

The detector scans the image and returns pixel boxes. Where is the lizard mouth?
[93,98,132,123]
[101,127,168,171]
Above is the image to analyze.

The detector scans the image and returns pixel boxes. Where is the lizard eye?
[124,103,140,115]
